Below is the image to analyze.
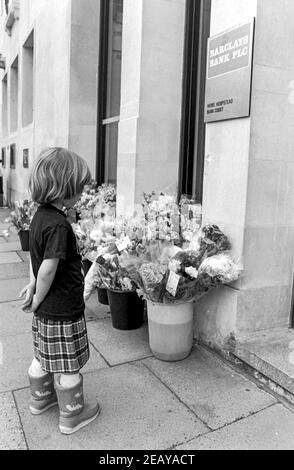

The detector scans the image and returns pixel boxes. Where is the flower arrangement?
[4,199,38,234]
[84,241,137,298]
[74,181,116,220]
[72,182,116,259]
[71,218,97,261]
[142,191,180,241]
[83,213,147,298]
[179,195,202,242]
[119,224,242,304]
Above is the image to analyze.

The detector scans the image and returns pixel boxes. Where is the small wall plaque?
[23,148,29,168]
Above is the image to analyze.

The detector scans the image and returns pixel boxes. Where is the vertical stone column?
[196,0,294,348]
[116,0,186,216]
[68,0,100,177]
[236,0,294,336]
[194,0,258,348]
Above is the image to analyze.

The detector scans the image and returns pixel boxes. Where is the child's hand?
[19,282,36,311]
[22,295,40,313]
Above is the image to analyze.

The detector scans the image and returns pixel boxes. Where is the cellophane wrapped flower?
[72,218,97,261]
[74,181,116,221]
[84,240,138,299]
[198,253,242,283]
[72,182,117,262]
[142,191,181,241]
[119,224,242,304]
[4,199,38,233]
[180,195,202,242]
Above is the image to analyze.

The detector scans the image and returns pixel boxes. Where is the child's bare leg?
[29,357,47,377]
[59,372,80,388]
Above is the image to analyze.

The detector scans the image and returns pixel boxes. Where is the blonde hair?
[29,147,91,204]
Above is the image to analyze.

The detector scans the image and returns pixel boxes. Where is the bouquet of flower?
[84,240,137,299]
[4,199,38,234]
[72,218,98,261]
[74,182,116,220]
[119,224,242,304]
[142,191,180,241]
[179,195,202,242]
[83,211,148,299]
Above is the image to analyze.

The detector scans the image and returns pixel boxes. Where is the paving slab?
[143,346,277,430]
[0,241,21,252]
[14,362,209,450]
[0,262,29,280]
[0,391,27,450]
[85,292,111,322]
[16,251,30,262]
[0,301,32,335]
[87,318,152,365]
[0,252,22,264]
[176,404,294,450]
[0,277,30,302]
[0,332,108,393]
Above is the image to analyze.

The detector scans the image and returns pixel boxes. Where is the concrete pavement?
[1,208,294,450]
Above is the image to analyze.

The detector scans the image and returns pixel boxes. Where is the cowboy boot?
[28,371,58,415]
[54,373,100,434]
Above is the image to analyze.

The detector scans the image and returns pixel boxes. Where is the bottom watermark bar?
[98,452,196,466]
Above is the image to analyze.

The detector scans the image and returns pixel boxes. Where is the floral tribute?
[74,181,116,220]
[119,224,242,304]
[142,191,180,241]
[83,232,143,298]
[4,199,38,235]
[72,182,116,261]
[81,187,242,304]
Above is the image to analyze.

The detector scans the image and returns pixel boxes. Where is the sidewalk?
[1,209,294,450]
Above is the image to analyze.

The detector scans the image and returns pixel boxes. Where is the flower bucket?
[98,287,109,305]
[18,230,30,251]
[82,259,92,276]
[146,301,194,361]
[107,290,144,330]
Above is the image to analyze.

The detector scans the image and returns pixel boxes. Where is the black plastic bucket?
[97,287,109,305]
[18,230,30,251]
[107,290,144,330]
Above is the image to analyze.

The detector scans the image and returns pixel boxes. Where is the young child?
[19,147,100,435]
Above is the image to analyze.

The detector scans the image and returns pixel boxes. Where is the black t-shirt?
[29,203,85,321]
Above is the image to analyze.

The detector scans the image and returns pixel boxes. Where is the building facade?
[0,0,99,203]
[0,0,293,351]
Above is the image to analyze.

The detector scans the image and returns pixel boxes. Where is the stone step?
[230,327,294,402]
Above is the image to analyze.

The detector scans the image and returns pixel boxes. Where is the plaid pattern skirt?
[32,315,90,373]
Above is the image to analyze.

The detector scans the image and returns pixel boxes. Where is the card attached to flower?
[166,270,180,296]
[116,235,131,252]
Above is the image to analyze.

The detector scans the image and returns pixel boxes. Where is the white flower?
[199,254,242,282]
[168,259,181,273]
[185,266,198,279]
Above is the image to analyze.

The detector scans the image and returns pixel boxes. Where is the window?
[2,74,8,137]
[22,30,34,127]
[10,143,15,169]
[23,148,29,168]
[178,0,211,203]
[10,56,19,133]
[1,147,6,168]
[96,0,123,185]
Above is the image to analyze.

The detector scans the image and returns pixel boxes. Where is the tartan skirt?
[32,315,90,373]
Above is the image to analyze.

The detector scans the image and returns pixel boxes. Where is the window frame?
[96,0,123,186]
[178,0,211,203]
